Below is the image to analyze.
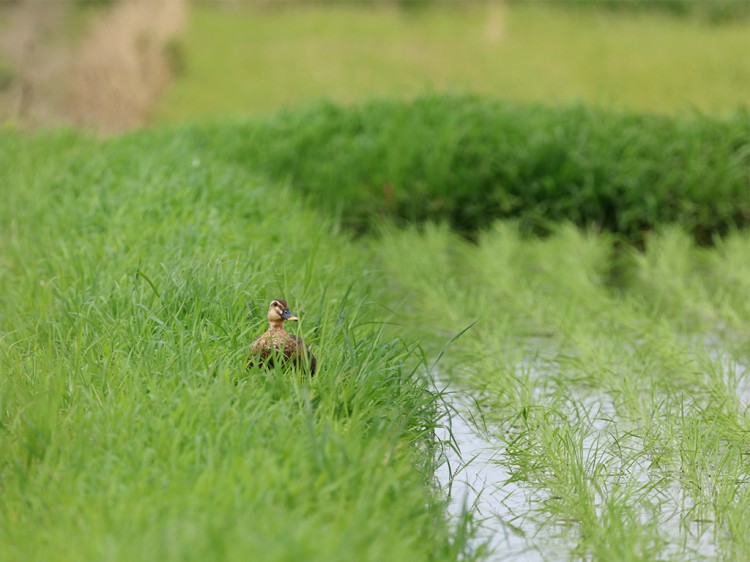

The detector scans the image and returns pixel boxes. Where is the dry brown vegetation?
[70,0,186,132]
[0,1,72,127]
[0,0,185,132]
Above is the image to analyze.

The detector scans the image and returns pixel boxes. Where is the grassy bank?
[0,129,474,561]
[205,95,750,243]
[378,223,750,560]
[155,3,750,122]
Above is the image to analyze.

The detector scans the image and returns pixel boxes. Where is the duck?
[248,298,317,375]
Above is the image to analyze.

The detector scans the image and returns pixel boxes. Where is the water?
[435,384,552,561]
[434,351,746,561]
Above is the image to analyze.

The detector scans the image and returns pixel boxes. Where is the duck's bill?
[281,309,299,321]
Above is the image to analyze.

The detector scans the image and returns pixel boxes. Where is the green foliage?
[164,38,186,78]
[211,95,750,243]
[517,0,750,23]
[185,0,750,22]
[0,129,475,561]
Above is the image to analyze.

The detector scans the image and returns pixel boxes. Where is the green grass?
[0,128,477,562]
[198,95,750,243]
[509,0,750,22]
[3,90,749,559]
[154,4,750,123]
[377,222,750,560]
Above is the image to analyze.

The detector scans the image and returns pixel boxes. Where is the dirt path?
[0,0,186,133]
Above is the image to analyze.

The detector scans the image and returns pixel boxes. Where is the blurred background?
[0,0,748,133]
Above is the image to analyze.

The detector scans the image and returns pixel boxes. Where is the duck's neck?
[268,319,285,331]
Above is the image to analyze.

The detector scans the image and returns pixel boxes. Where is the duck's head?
[267,298,298,325]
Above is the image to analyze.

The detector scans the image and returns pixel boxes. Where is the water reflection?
[435,383,551,561]
[434,347,748,560]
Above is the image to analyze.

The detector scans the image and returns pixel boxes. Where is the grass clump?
[212,95,750,243]
[0,128,476,561]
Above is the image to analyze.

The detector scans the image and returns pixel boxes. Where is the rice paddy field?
[2,3,750,562]
[379,222,750,560]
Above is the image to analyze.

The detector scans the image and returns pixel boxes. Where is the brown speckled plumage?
[248,298,317,375]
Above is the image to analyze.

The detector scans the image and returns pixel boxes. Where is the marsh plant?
[378,222,750,560]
